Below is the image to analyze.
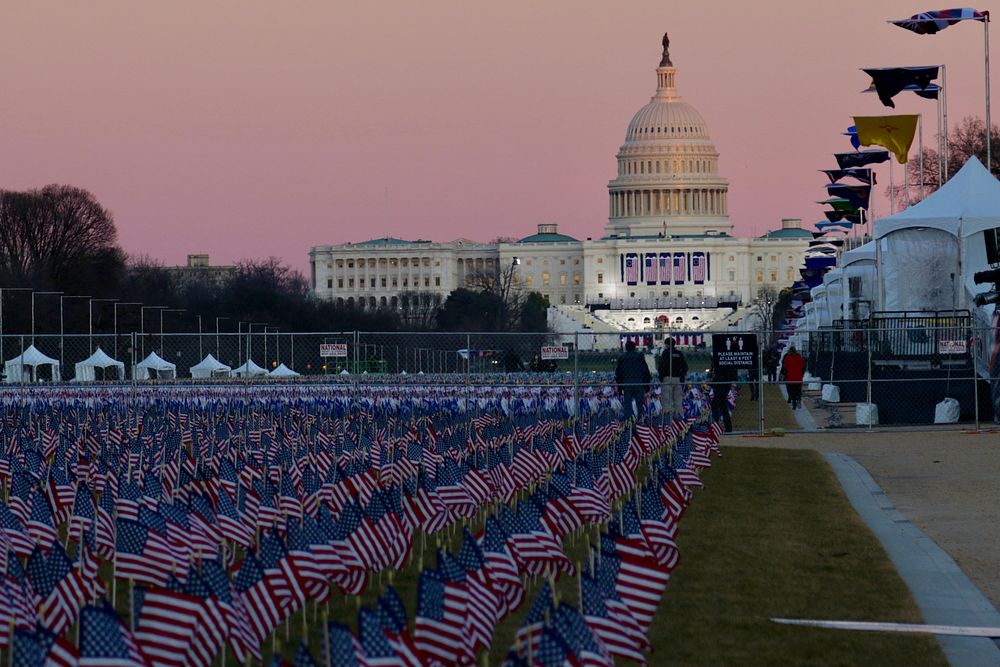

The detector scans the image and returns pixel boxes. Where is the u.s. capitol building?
[309,36,811,331]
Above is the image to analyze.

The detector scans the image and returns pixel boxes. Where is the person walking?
[781,345,807,410]
[616,340,651,421]
[710,365,737,432]
[657,337,688,414]
[763,345,780,383]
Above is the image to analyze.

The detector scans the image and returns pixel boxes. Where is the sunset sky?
[1,1,993,272]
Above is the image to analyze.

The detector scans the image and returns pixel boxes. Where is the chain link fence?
[0,326,996,429]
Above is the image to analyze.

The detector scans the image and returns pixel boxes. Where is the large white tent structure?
[874,157,1000,313]
[4,345,60,383]
[133,352,177,380]
[73,347,125,382]
[840,241,876,321]
[269,363,300,378]
[189,354,231,379]
[231,359,267,378]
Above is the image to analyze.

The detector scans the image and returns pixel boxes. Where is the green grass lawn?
[647,447,949,667]
[732,383,800,433]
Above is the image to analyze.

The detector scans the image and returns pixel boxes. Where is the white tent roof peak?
[841,241,875,267]
[7,345,58,366]
[136,351,175,370]
[231,359,267,376]
[80,347,122,367]
[875,156,1000,239]
[190,354,230,371]
[269,363,299,377]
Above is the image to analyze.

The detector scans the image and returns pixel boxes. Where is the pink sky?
[0,1,993,273]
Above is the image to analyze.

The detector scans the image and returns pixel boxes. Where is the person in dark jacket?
[616,340,651,421]
[656,338,688,414]
[763,346,780,383]
[710,364,737,432]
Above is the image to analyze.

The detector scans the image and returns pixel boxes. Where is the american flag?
[135,586,211,667]
[413,564,472,666]
[325,622,362,667]
[673,253,686,283]
[625,254,639,284]
[78,601,147,667]
[692,252,706,283]
[645,254,657,284]
[659,253,671,284]
[114,519,177,587]
[581,566,649,664]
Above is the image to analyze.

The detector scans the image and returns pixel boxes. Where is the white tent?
[874,157,1000,312]
[841,241,876,320]
[133,351,177,380]
[189,354,231,379]
[269,363,300,378]
[231,359,267,377]
[4,345,60,383]
[73,347,125,382]
[822,268,845,326]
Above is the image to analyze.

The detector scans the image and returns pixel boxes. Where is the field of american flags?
[0,377,731,666]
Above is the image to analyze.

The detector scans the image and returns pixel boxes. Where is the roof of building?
[517,231,580,243]
[349,237,426,246]
[761,228,814,239]
[599,232,732,241]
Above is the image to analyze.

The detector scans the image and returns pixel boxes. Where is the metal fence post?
[759,330,765,434]
[573,332,580,419]
[974,325,981,430]
[866,325,873,431]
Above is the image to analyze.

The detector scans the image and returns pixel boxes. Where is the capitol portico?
[310,35,811,329]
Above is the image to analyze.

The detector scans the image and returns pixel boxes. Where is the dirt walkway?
[731,429,1000,609]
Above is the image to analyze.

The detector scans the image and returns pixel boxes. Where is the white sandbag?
[934,397,960,424]
[856,403,879,426]
[821,384,840,403]
[807,381,822,391]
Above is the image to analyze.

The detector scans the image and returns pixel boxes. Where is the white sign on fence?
[319,343,348,358]
[938,340,967,355]
[540,345,569,360]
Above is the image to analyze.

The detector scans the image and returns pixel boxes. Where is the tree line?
[0,185,549,336]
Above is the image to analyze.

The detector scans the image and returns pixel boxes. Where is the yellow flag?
[853,115,919,163]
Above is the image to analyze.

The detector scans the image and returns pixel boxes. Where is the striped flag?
[891,8,989,34]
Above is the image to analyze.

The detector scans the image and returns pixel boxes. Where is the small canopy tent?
[269,363,300,378]
[874,157,1000,312]
[133,352,177,380]
[841,241,876,320]
[4,345,60,383]
[821,268,845,326]
[231,359,268,378]
[73,347,125,382]
[189,354,231,379]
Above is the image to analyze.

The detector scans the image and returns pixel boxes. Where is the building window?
[424,277,430,287]
[403,278,408,287]
[368,259,376,268]
[728,270,735,281]
[336,259,344,268]
[598,292,604,299]
[526,259,533,266]
[435,260,440,267]
[327,279,333,288]
[573,274,581,285]
[574,258,580,265]
[756,256,762,262]
[560,259,566,265]
[391,278,397,287]
[423,258,431,267]
[359,278,365,289]
[380,277,387,288]
[629,292,635,298]
[338,278,344,288]
[347,260,354,268]
[770,271,777,282]
[787,269,793,281]
[756,271,763,282]
[401,258,409,267]
[728,256,734,262]
[597,273,604,284]
[390,258,398,267]
[560,294,566,304]
[542,272,550,286]
[435,277,441,287]
[559,274,567,285]
[348,278,355,288]
[526,275,534,286]
[597,257,603,264]
[770,256,776,262]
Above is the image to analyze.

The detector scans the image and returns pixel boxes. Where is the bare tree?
[0,185,124,290]
[398,290,441,330]
[891,115,1000,208]
[751,286,778,343]
[466,261,526,331]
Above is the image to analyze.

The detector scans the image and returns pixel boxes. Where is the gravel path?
[732,429,1000,610]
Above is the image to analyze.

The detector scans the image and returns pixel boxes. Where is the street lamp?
[31,291,62,344]
[215,317,230,360]
[159,309,185,356]
[140,306,167,358]
[113,302,141,362]
[0,288,32,363]
[89,299,117,354]
[60,295,91,378]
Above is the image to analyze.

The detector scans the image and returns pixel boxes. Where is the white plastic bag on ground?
[856,403,879,426]
[821,384,840,403]
[934,397,960,424]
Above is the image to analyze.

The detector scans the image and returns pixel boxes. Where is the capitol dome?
[606,37,731,238]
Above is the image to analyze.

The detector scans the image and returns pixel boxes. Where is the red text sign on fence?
[540,345,569,360]
[319,343,348,358]
[938,340,967,355]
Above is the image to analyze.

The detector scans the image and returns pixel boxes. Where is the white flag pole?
[985,16,992,171]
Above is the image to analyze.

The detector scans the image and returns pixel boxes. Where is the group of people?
[614,337,809,428]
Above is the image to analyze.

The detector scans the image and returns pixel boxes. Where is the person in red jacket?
[781,345,807,410]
